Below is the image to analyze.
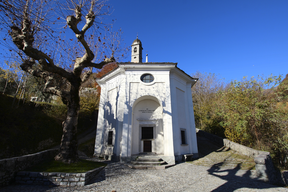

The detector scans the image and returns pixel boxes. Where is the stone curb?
[15,166,104,186]
[0,148,59,187]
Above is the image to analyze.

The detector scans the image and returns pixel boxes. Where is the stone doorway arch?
[131,96,164,155]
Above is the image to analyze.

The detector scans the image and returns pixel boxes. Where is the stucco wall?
[126,70,174,158]
[94,72,125,159]
[95,69,175,160]
[94,64,198,163]
[170,72,198,157]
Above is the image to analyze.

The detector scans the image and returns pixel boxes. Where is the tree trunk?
[2,63,12,95]
[3,76,9,95]
[55,84,80,163]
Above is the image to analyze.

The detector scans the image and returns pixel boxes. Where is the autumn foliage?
[192,72,288,169]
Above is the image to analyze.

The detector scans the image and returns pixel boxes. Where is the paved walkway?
[1,162,287,192]
[1,136,288,192]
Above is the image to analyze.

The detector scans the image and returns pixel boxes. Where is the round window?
[140,74,154,83]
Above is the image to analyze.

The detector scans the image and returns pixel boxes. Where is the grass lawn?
[26,159,106,173]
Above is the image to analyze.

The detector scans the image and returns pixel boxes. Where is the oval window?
[140,74,154,83]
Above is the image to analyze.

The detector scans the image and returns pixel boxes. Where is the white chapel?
[94,37,198,164]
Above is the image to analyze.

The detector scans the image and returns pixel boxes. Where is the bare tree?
[191,72,225,132]
[0,0,116,163]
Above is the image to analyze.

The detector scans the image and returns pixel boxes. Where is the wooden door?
[143,140,152,152]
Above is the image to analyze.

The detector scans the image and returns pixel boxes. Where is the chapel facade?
[94,38,198,164]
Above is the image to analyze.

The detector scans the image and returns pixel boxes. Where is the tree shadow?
[197,135,226,158]
[207,162,283,191]
[86,162,135,185]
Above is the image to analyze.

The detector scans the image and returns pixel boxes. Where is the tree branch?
[66,3,95,59]
[67,1,98,77]
[10,23,72,81]
[81,1,95,34]
[44,86,62,97]
[20,60,49,79]
[81,57,116,72]
[20,59,70,103]
[81,67,93,84]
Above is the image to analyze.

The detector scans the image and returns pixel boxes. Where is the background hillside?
[0,62,117,159]
[0,94,97,159]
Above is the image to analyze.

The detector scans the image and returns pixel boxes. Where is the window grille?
[108,131,113,145]
[140,74,154,83]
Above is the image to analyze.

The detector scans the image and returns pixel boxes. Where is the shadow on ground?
[191,136,256,170]
[207,162,286,191]
[189,136,287,191]
[87,162,136,185]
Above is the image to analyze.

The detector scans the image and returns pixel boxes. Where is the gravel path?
[1,136,287,191]
[1,162,287,192]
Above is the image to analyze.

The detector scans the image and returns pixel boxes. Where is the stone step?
[127,164,167,170]
[136,157,163,162]
[129,155,169,169]
[131,160,167,166]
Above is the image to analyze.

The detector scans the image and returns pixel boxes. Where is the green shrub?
[219,76,288,169]
[191,72,225,137]
[192,73,288,169]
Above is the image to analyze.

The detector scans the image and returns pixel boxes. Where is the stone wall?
[196,129,285,185]
[0,148,58,187]
[196,129,268,158]
[15,167,104,186]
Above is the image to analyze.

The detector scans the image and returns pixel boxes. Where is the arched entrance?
[131,96,164,155]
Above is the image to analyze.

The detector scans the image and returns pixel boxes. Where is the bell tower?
[131,36,143,63]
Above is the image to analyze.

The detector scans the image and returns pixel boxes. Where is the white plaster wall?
[94,72,125,157]
[126,70,175,157]
[94,84,107,155]
[170,74,180,155]
[186,84,199,155]
[170,72,196,155]
[95,64,197,162]
[176,88,190,154]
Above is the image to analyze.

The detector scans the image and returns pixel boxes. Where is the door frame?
[139,125,156,153]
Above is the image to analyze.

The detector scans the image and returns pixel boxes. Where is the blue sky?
[107,0,288,82]
[1,0,287,83]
